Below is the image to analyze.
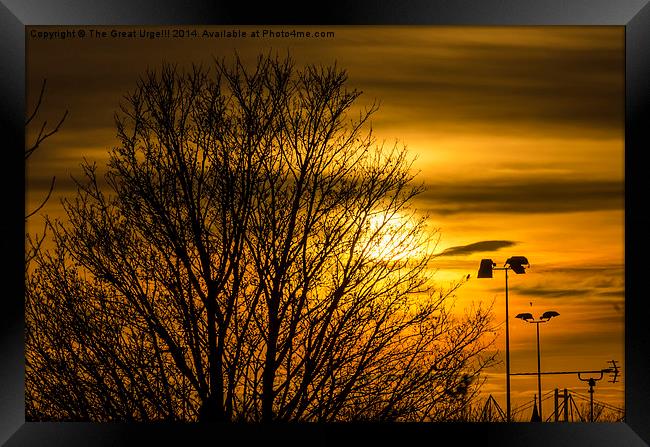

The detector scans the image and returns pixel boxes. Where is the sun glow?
[364,212,432,262]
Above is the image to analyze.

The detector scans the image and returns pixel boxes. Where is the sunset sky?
[26,26,625,419]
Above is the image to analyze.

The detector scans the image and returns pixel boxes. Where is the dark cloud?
[541,330,624,354]
[534,264,624,275]
[507,286,624,300]
[418,179,623,215]
[440,240,516,257]
[509,286,591,298]
[350,30,623,137]
[596,289,625,297]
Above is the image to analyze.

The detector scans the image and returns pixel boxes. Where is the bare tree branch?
[25,176,56,220]
[25,78,67,265]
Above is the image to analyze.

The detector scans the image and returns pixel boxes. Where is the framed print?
[2,0,649,445]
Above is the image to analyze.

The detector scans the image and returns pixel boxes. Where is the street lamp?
[515,310,560,421]
[477,256,530,422]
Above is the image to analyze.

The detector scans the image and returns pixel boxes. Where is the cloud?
[505,285,624,300]
[597,289,625,297]
[418,179,623,215]
[509,286,591,298]
[533,264,624,275]
[439,240,516,257]
[350,28,623,137]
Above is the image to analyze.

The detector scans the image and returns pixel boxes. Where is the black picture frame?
[2,1,648,445]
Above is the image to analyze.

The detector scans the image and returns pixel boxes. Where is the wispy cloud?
[533,264,624,275]
[504,285,624,300]
[439,240,516,257]
[418,179,623,215]
[509,286,591,298]
[353,28,623,137]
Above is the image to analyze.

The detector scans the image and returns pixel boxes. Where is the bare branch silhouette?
[25,79,68,265]
[25,79,69,160]
[25,177,56,220]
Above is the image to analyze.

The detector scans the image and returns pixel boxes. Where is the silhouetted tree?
[26,55,496,422]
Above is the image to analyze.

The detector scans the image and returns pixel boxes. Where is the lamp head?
[515,312,534,321]
[540,310,560,320]
[506,256,530,274]
[477,259,495,278]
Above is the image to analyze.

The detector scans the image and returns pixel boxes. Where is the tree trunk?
[202,294,225,422]
[262,304,280,422]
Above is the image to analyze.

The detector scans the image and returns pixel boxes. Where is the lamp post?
[515,310,560,421]
[477,256,530,423]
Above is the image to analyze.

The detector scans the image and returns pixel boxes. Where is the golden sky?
[26,25,625,419]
